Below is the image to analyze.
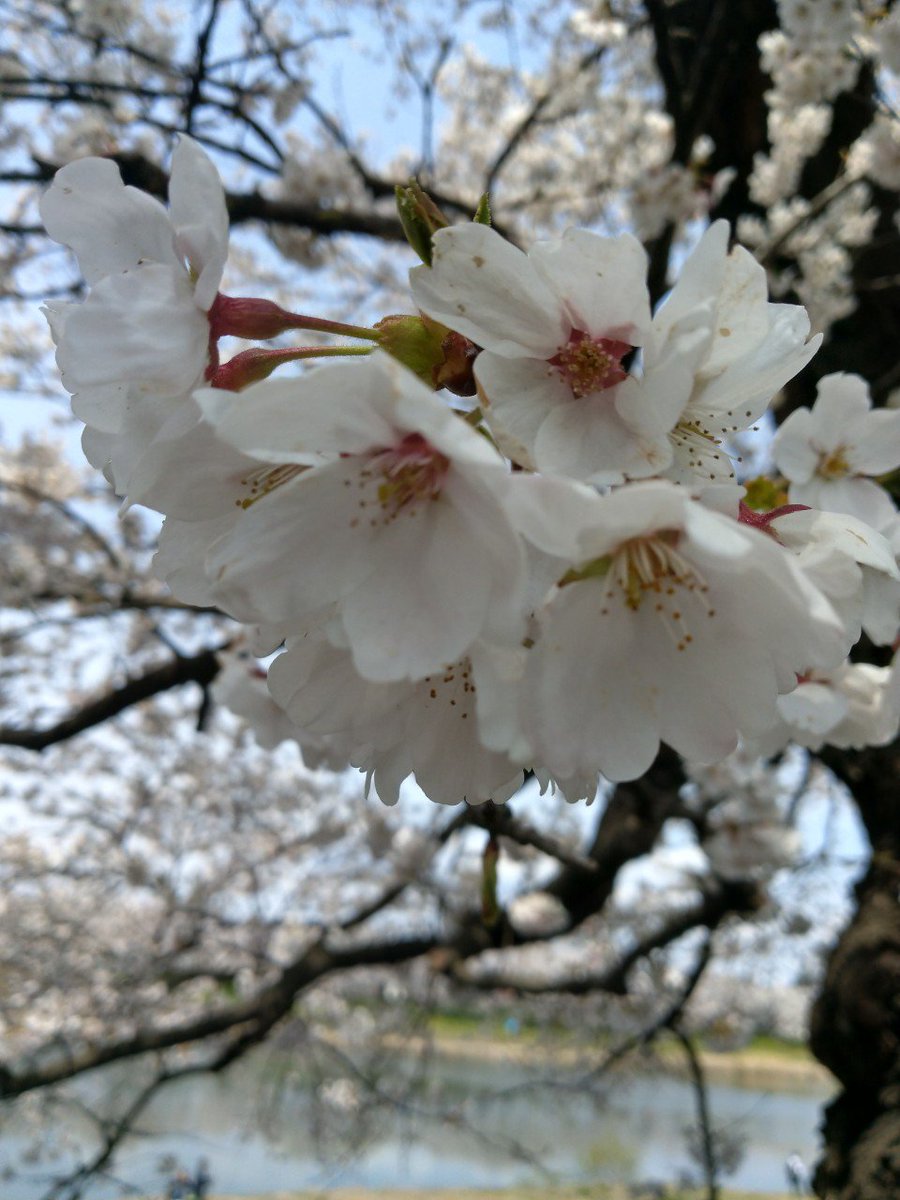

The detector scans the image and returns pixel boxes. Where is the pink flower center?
[369,433,450,519]
[548,330,631,398]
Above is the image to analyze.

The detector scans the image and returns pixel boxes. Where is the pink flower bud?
[208,293,303,341]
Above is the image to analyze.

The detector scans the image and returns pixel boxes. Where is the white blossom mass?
[41,135,900,805]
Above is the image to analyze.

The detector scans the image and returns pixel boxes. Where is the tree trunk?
[809,747,900,1199]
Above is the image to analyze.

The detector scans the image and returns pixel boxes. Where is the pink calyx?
[738,499,810,539]
[548,330,631,398]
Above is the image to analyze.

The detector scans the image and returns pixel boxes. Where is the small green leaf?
[473,193,492,226]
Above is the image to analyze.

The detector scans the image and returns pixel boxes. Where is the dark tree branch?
[545,746,686,926]
[467,801,601,877]
[456,876,755,994]
[0,647,226,751]
[0,932,438,1099]
[183,0,223,134]
[673,1024,720,1200]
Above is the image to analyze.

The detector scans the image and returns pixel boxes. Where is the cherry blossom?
[772,372,900,525]
[267,636,523,806]
[521,481,847,782]
[41,136,229,494]
[212,647,348,769]
[754,660,900,755]
[640,221,821,486]
[41,135,227,396]
[195,353,535,683]
[412,221,818,490]
[409,222,668,484]
[766,507,900,648]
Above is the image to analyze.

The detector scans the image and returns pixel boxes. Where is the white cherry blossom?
[767,506,900,647]
[772,372,900,525]
[638,222,821,486]
[41,135,227,394]
[267,636,523,806]
[41,136,230,495]
[412,221,818,490]
[212,648,347,769]
[754,660,900,755]
[196,353,534,683]
[410,222,669,484]
[521,480,848,783]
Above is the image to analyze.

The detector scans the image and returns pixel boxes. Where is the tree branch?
[0,646,226,751]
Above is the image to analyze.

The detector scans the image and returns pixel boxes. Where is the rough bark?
[809,747,900,1200]
[646,8,900,1194]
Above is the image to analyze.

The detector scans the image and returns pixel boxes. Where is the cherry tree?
[2,2,900,1197]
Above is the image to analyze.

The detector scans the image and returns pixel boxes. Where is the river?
[0,1047,831,1197]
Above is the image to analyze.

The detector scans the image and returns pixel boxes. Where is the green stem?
[287,316,380,342]
[208,344,373,390]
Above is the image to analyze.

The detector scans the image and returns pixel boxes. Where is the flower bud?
[208,293,304,341]
[434,330,478,397]
[207,347,319,390]
[374,313,477,395]
[395,181,450,267]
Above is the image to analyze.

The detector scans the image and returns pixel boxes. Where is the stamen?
[598,529,715,651]
[353,433,450,526]
[235,463,305,509]
[548,330,631,398]
[670,420,734,482]
[817,447,850,480]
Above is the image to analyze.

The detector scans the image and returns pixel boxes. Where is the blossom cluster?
[742,2,900,338]
[41,137,900,806]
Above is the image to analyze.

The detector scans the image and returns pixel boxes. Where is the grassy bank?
[215,1187,796,1200]
[374,1011,833,1093]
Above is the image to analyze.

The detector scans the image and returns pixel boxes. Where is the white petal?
[154,514,235,606]
[810,373,873,448]
[651,221,728,346]
[790,476,897,526]
[126,400,257,518]
[55,264,207,395]
[339,485,521,682]
[40,156,177,282]
[499,473,605,559]
[862,571,900,644]
[475,352,571,469]
[850,409,900,475]
[197,363,396,463]
[205,462,377,624]
[535,396,671,484]
[168,136,229,310]
[525,583,661,782]
[411,224,565,357]
[529,229,651,342]
[701,245,769,375]
[695,312,820,429]
[772,408,819,483]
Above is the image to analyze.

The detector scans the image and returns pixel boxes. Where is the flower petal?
[40,156,177,282]
[411,224,565,357]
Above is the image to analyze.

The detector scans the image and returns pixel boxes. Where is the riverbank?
[215,1187,795,1199]
[414,1030,829,1091]
[367,1015,833,1093]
